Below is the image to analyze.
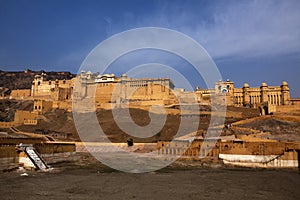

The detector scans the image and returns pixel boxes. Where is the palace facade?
[73,71,176,109]
[196,79,291,107]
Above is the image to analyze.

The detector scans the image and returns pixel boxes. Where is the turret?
[31,74,44,97]
[86,71,92,80]
[260,82,268,103]
[243,82,250,106]
[281,81,290,105]
[121,73,128,81]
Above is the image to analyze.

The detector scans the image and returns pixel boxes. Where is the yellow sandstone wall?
[14,110,38,124]
[10,89,31,99]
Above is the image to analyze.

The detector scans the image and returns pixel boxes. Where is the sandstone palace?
[4,71,300,116]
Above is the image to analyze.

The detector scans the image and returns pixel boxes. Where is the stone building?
[0,110,38,128]
[74,71,176,109]
[157,139,220,160]
[14,110,39,125]
[117,73,175,105]
[196,80,291,109]
[33,99,53,114]
[30,73,74,112]
[31,73,74,101]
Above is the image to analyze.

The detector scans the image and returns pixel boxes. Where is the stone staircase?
[20,145,49,170]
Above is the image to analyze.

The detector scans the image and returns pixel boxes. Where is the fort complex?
[1,70,300,171]
[1,70,299,129]
[2,71,300,117]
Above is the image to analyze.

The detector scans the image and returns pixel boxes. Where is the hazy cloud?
[108,0,300,60]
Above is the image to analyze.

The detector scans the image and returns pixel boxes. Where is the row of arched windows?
[268,94,282,105]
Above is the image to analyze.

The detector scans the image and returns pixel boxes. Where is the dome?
[281,81,288,86]
[261,82,267,87]
[243,83,249,88]
[121,73,127,77]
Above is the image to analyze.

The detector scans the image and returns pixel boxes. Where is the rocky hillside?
[0,69,75,90]
[16,106,261,142]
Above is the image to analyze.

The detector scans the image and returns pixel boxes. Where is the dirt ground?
[0,160,299,200]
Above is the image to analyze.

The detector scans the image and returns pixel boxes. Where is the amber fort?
[1,70,300,170]
[4,71,299,112]
[0,70,299,130]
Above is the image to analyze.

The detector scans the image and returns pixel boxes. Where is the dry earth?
[0,159,299,200]
[15,105,260,142]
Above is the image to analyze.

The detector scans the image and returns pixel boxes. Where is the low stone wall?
[0,145,18,158]
[276,105,300,113]
[0,137,45,145]
[220,151,299,168]
[0,121,18,128]
[34,143,76,154]
[0,146,19,171]
[0,157,20,171]
[0,142,77,171]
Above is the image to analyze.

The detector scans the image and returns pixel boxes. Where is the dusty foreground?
[0,160,299,200]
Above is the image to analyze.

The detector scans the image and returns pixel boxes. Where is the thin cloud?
[113,0,300,60]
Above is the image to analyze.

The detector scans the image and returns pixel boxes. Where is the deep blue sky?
[0,0,299,97]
